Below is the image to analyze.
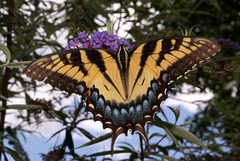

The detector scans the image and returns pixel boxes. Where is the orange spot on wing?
[87,89,91,96]
[158,81,162,85]
[127,123,132,127]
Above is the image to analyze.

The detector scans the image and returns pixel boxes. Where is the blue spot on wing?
[120,108,128,125]
[135,105,143,122]
[148,90,157,106]
[96,97,105,113]
[142,100,151,115]
[90,91,98,103]
[104,105,112,121]
[151,81,160,95]
[129,106,135,123]
[76,84,85,93]
[112,109,121,126]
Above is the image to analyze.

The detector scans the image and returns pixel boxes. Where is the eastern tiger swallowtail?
[23,36,221,154]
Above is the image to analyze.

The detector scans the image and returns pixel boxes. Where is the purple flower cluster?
[65,31,133,51]
[218,38,240,51]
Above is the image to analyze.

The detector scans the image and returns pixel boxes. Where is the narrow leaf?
[79,150,130,158]
[153,116,208,149]
[178,77,204,90]
[0,43,11,64]
[166,106,180,123]
[119,141,135,151]
[0,94,8,101]
[6,65,27,69]
[157,118,189,161]
[76,132,112,149]
[151,153,182,161]
[4,146,23,161]
[208,0,221,11]
[0,104,45,111]
[76,127,95,140]
[47,128,66,142]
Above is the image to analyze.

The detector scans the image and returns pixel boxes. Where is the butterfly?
[23,36,221,154]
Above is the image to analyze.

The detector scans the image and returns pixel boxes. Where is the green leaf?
[149,132,166,140]
[160,107,169,122]
[119,141,136,151]
[153,116,209,149]
[153,116,189,161]
[76,127,95,140]
[166,106,180,123]
[47,128,66,142]
[78,150,130,158]
[177,77,204,90]
[54,110,69,123]
[0,104,45,111]
[0,43,11,64]
[179,122,196,127]
[0,94,8,101]
[208,0,221,11]
[0,61,30,68]
[76,132,112,149]
[151,152,182,161]
[106,20,115,35]
[3,146,23,161]
[5,65,26,69]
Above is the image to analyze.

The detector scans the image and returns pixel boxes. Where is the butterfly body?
[24,36,221,154]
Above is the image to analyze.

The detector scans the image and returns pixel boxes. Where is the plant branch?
[0,61,31,68]
[186,0,204,19]
[0,0,14,159]
[139,134,144,161]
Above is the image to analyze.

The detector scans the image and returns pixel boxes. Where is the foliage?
[0,0,240,160]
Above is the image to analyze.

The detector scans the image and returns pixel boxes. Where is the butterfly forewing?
[24,49,117,95]
[129,37,221,86]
